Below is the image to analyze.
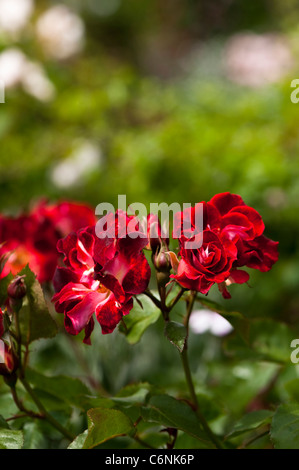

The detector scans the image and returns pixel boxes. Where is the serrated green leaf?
[226,410,273,439]
[68,430,88,449]
[141,394,212,446]
[0,429,24,449]
[271,404,299,449]
[119,294,161,344]
[83,408,134,449]
[164,321,187,353]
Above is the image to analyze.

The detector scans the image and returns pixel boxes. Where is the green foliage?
[17,266,58,344]
[271,404,299,449]
[83,408,135,449]
[141,395,212,447]
[226,410,273,439]
[164,321,187,353]
[0,428,24,449]
[119,294,161,344]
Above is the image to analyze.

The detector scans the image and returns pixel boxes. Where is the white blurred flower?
[0,0,33,36]
[22,61,55,102]
[223,33,293,88]
[50,140,102,189]
[36,5,85,60]
[0,48,27,87]
[189,309,233,337]
[0,47,55,101]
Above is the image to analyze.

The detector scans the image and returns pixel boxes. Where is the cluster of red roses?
[0,193,278,346]
[171,192,279,299]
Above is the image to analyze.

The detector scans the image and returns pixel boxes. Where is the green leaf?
[23,422,48,449]
[83,408,135,449]
[68,430,88,449]
[284,379,299,403]
[18,265,58,344]
[271,404,299,449]
[0,429,24,449]
[0,415,9,430]
[164,321,187,353]
[141,394,212,446]
[112,386,150,406]
[226,410,273,439]
[119,294,161,344]
[25,368,92,410]
[224,319,295,364]
[198,297,250,343]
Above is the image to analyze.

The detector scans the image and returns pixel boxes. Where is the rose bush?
[0,195,285,451]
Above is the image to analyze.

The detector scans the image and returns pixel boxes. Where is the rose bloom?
[52,211,151,343]
[0,309,18,377]
[171,193,278,298]
[0,201,96,283]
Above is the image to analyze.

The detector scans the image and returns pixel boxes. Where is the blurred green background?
[1,0,299,448]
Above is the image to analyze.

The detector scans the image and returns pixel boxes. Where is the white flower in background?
[36,5,85,60]
[0,47,55,101]
[189,309,233,337]
[0,0,33,36]
[50,140,102,189]
[223,33,293,88]
[0,48,27,87]
[22,61,55,102]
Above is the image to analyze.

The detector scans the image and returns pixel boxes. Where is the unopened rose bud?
[154,251,170,273]
[154,250,171,287]
[7,276,27,300]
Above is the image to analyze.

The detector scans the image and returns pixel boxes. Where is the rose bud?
[7,276,27,300]
[153,250,171,273]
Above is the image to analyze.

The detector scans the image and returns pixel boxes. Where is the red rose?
[171,193,278,298]
[0,200,96,283]
[171,226,246,296]
[52,212,151,343]
[34,200,96,237]
[0,342,18,377]
[207,192,279,272]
